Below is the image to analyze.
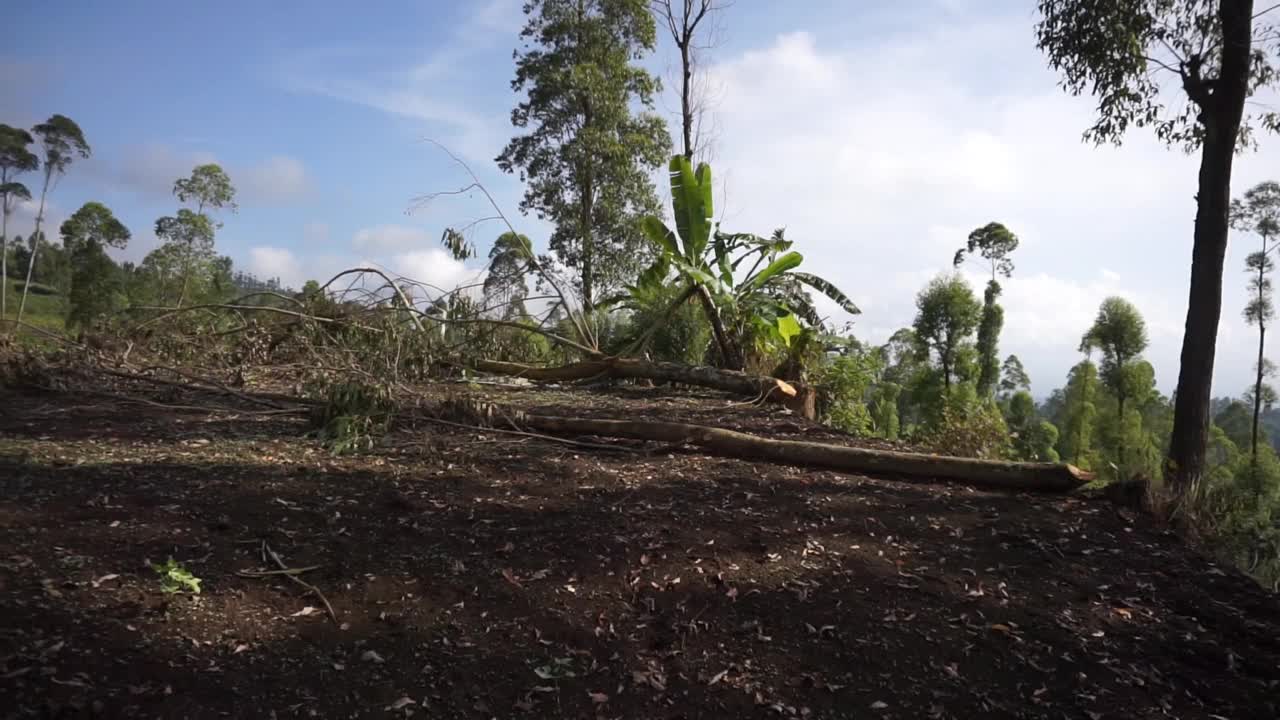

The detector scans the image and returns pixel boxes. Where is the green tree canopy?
[60,201,131,254]
[1082,297,1150,474]
[954,222,1018,398]
[953,222,1019,280]
[912,274,981,393]
[999,354,1031,397]
[15,114,90,328]
[0,124,38,318]
[174,163,237,218]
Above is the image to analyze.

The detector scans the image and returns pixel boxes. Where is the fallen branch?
[237,564,322,577]
[466,356,814,418]
[436,399,1092,492]
[260,541,337,624]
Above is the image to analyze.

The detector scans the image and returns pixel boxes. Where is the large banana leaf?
[712,232,734,286]
[740,251,803,295]
[641,216,681,258]
[793,271,861,315]
[669,155,713,260]
[671,255,727,295]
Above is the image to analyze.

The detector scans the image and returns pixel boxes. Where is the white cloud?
[240,156,313,204]
[247,246,305,289]
[107,144,312,206]
[114,143,218,198]
[388,247,485,296]
[273,4,512,165]
[699,21,1278,396]
[352,224,433,253]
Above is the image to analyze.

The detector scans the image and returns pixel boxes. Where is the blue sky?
[6,0,1280,398]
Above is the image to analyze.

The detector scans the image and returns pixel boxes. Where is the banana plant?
[623,155,860,369]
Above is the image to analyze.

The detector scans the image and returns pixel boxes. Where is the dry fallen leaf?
[502,568,523,588]
[360,650,385,664]
[386,697,416,710]
[91,573,120,588]
[588,692,609,704]
[871,700,889,710]
[708,670,728,686]
[290,606,319,618]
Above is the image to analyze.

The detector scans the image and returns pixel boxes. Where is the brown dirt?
[1,376,1278,719]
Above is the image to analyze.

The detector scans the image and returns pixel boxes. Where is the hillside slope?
[1,375,1277,719]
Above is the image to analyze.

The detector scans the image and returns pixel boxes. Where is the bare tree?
[652,0,728,161]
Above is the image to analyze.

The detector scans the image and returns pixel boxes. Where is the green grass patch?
[2,281,68,342]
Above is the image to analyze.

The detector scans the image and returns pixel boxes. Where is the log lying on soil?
[516,415,1091,492]
[468,357,816,418]
[432,398,1092,492]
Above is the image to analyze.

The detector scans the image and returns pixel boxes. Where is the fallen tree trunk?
[436,399,1093,492]
[467,357,816,418]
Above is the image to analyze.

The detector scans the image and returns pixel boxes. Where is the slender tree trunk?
[1167,0,1253,496]
[1072,368,1088,466]
[1253,319,1265,466]
[1117,392,1126,478]
[1,175,9,321]
[695,283,741,370]
[14,167,52,331]
[580,181,594,315]
[680,37,694,159]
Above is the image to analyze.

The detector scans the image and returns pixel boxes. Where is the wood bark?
[468,356,815,418]
[1168,0,1254,494]
[510,412,1093,492]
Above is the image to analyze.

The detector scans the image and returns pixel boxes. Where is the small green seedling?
[152,557,202,594]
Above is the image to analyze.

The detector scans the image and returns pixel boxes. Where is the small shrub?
[308,379,396,454]
[930,399,1012,459]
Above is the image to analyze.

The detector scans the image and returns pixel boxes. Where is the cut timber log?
[515,414,1092,492]
[468,357,814,418]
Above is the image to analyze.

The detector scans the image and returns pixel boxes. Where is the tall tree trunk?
[1117,392,1126,477]
[1,176,9,321]
[1167,0,1253,496]
[14,167,52,332]
[1253,319,1265,464]
[680,37,694,159]
[580,177,595,315]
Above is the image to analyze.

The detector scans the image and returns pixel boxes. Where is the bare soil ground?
[1,375,1278,719]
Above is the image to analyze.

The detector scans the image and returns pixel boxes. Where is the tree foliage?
[173,163,237,217]
[953,222,1018,280]
[60,202,130,329]
[1232,179,1280,465]
[1081,297,1150,474]
[999,354,1032,397]
[954,222,1018,397]
[496,0,671,311]
[0,124,38,319]
[912,274,981,393]
[16,114,90,328]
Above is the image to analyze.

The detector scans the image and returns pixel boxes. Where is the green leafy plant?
[620,155,858,370]
[930,398,1013,460]
[152,557,202,594]
[308,380,396,455]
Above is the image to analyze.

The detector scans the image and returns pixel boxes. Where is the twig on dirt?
[259,541,338,624]
[418,414,641,453]
[237,564,322,577]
